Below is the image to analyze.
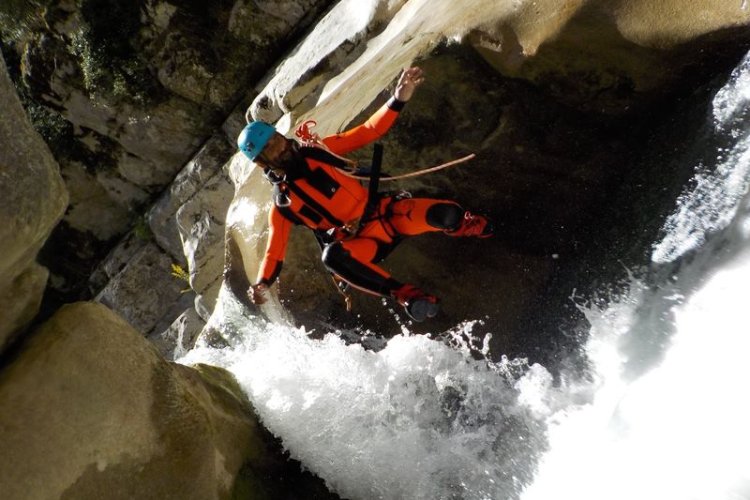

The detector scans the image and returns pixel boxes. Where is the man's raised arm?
[322,67,425,155]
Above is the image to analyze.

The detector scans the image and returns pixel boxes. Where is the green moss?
[2,42,74,157]
[0,0,51,43]
[132,215,154,242]
[69,0,162,105]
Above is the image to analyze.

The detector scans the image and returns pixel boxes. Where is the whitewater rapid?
[523,50,750,500]
[180,52,750,500]
[182,312,551,499]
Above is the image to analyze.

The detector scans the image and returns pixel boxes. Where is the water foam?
[523,49,750,500]
[522,254,750,500]
[181,315,551,499]
[652,52,750,264]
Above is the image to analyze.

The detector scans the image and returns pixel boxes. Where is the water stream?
[180,52,750,500]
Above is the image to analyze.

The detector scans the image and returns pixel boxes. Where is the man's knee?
[321,241,398,296]
[426,203,463,230]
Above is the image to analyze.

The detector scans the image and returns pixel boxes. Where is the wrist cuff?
[387,96,406,112]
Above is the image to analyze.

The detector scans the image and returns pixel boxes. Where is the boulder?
[0,301,337,500]
[471,0,750,113]
[0,53,67,351]
[148,305,206,360]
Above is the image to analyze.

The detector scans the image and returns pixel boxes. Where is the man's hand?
[248,283,269,305]
[394,66,425,102]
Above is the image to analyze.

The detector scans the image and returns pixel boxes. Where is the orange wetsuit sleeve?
[322,97,405,155]
[256,206,293,285]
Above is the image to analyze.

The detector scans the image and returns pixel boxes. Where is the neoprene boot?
[392,284,440,322]
[446,211,494,238]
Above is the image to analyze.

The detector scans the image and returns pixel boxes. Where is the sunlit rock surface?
[0,302,336,499]
[94,240,185,334]
[221,0,750,346]
[0,54,67,351]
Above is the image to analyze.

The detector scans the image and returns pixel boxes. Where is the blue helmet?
[237,122,276,160]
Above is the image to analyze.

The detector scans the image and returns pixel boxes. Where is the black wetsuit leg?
[321,242,401,296]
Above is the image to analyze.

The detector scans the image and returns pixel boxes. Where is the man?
[236,67,492,322]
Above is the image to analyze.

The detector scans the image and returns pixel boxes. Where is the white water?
[182,312,551,499]
[181,53,750,500]
[523,51,750,500]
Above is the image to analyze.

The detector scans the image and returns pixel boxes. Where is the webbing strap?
[283,180,345,227]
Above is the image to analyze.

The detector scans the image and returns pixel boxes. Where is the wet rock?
[149,134,235,262]
[177,167,236,314]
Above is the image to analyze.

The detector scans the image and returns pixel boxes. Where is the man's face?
[258,133,298,171]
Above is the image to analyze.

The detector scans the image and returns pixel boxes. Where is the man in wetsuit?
[236,67,492,322]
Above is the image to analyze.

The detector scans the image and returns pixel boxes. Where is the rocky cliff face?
[1,0,750,498]
[2,0,334,342]
[218,0,750,347]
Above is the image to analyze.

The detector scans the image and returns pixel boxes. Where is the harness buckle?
[326,217,362,241]
[274,184,292,207]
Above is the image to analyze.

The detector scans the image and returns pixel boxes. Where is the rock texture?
[472,0,750,113]
[0,302,336,500]
[0,53,67,351]
[1,0,333,324]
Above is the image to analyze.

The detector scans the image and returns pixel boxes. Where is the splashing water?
[181,47,750,500]
[652,51,750,264]
[522,266,750,500]
[182,313,550,499]
[522,51,750,500]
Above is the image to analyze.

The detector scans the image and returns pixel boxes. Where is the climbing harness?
[277,119,476,311]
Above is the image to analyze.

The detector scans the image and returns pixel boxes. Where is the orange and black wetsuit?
[256,97,467,297]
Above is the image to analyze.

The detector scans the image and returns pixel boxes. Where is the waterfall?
[180,52,750,500]
[522,51,750,500]
[182,313,553,499]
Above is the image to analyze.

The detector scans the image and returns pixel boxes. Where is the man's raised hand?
[394,66,425,102]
